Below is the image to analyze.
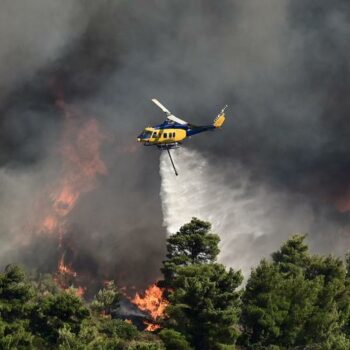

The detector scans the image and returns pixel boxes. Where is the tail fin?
[213,105,227,128]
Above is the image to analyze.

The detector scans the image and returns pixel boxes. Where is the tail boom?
[186,105,228,137]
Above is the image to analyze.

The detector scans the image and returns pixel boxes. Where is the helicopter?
[137,98,227,175]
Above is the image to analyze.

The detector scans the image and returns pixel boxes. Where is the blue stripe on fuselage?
[154,121,189,130]
[154,121,215,136]
[186,125,215,136]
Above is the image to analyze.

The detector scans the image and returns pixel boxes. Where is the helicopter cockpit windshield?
[138,130,153,140]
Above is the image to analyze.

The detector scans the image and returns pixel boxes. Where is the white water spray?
[160,148,316,275]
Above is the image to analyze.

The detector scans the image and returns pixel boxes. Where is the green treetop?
[161,218,242,350]
[160,217,220,288]
[0,264,36,349]
[90,280,120,316]
[240,234,350,350]
[30,290,90,345]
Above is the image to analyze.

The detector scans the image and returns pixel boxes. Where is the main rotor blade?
[151,98,189,125]
[167,114,188,125]
[151,98,171,115]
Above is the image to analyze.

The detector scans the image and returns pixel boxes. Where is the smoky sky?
[0,0,350,290]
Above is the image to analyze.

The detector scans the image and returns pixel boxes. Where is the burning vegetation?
[38,101,107,231]
[131,283,169,331]
[3,218,350,349]
[32,97,108,297]
[27,94,167,331]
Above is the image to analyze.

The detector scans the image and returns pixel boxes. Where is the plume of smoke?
[0,0,87,103]
[0,0,350,291]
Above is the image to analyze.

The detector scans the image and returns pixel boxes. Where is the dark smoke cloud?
[157,0,350,272]
[0,0,350,289]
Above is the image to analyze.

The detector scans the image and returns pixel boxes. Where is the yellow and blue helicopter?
[137,99,227,175]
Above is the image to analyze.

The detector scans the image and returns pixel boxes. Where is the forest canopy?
[1,218,350,349]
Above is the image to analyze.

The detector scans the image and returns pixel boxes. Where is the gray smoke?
[158,0,350,273]
[0,0,349,290]
[0,0,87,102]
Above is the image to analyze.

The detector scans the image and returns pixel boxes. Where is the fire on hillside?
[33,98,106,298]
[30,94,166,330]
[131,284,168,331]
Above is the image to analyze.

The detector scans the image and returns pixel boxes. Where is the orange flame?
[144,322,161,332]
[38,102,107,237]
[34,98,107,297]
[41,216,59,232]
[75,286,86,298]
[58,255,77,277]
[132,284,168,331]
[54,255,85,297]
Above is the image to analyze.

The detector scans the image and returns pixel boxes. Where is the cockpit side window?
[141,131,152,139]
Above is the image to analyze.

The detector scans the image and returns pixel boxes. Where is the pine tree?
[91,280,120,316]
[160,217,220,289]
[161,218,242,350]
[0,264,36,349]
[30,290,90,345]
[240,235,350,350]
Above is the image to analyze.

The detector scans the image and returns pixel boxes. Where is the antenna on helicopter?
[221,105,228,114]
